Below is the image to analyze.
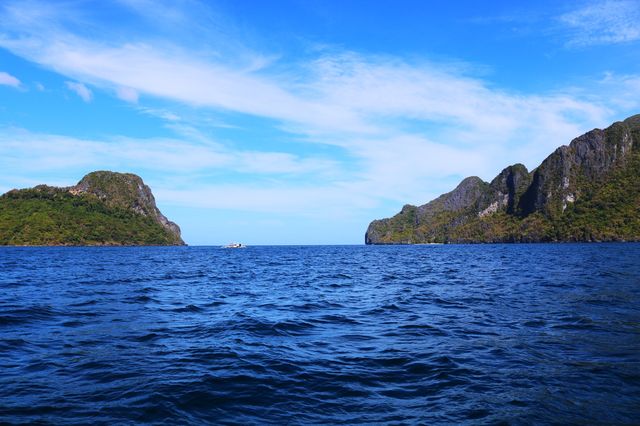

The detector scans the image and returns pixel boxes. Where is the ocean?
[1,244,639,424]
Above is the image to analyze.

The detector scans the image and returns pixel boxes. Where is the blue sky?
[1,0,639,245]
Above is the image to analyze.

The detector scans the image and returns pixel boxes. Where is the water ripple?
[0,244,639,424]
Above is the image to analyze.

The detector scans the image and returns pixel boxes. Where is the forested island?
[0,171,184,246]
[366,114,640,244]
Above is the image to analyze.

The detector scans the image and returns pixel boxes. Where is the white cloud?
[116,86,139,103]
[65,81,92,102]
[157,185,373,217]
[559,0,640,46]
[0,2,612,146]
[599,72,640,109]
[0,71,21,87]
[136,107,182,123]
[0,127,340,180]
[1,30,605,160]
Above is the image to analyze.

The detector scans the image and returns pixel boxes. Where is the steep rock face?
[418,176,488,216]
[71,171,182,239]
[519,121,635,217]
[365,176,491,244]
[366,114,640,244]
[365,205,418,245]
[488,164,531,214]
[0,171,184,246]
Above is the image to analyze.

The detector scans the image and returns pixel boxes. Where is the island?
[0,171,185,246]
[366,114,640,244]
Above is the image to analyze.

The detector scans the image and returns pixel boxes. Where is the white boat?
[222,243,247,249]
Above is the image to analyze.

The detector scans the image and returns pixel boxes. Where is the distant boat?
[222,243,247,249]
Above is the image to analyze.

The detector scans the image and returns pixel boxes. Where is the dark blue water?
[1,245,639,425]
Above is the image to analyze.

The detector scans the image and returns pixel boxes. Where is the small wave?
[399,323,448,336]
[340,334,377,341]
[0,305,59,326]
[314,314,361,325]
[131,295,158,303]
[463,408,491,420]
[205,300,227,307]
[131,333,161,342]
[69,299,98,307]
[432,298,465,308]
[0,338,28,351]
[272,320,316,336]
[173,304,204,313]
[523,319,546,327]
[551,315,596,330]
[61,320,83,327]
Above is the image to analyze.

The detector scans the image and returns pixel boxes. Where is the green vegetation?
[557,151,640,241]
[75,171,156,214]
[367,114,640,244]
[0,184,184,246]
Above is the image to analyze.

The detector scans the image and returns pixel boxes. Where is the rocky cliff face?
[518,120,635,218]
[0,171,184,246]
[70,171,183,240]
[484,164,531,215]
[366,114,640,244]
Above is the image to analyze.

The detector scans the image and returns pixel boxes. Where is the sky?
[0,0,639,245]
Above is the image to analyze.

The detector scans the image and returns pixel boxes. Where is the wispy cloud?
[65,81,93,102]
[0,71,21,88]
[116,86,139,103]
[0,2,610,141]
[2,27,605,184]
[599,72,640,109]
[0,127,340,180]
[559,0,640,46]
[139,107,180,122]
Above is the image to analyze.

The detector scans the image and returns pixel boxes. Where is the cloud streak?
[65,81,93,102]
[0,127,340,177]
[0,71,20,87]
[0,2,608,143]
[116,86,139,103]
[559,0,640,46]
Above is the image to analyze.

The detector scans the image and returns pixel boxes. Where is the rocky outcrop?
[519,119,635,217]
[70,171,183,240]
[421,176,489,214]
[366,114,640,244]
[486,164,531,215]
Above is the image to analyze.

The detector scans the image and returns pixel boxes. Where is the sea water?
[1,244,639,424]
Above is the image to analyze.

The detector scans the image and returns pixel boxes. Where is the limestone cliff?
[71,171,182,239]
[366,114,640,244]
